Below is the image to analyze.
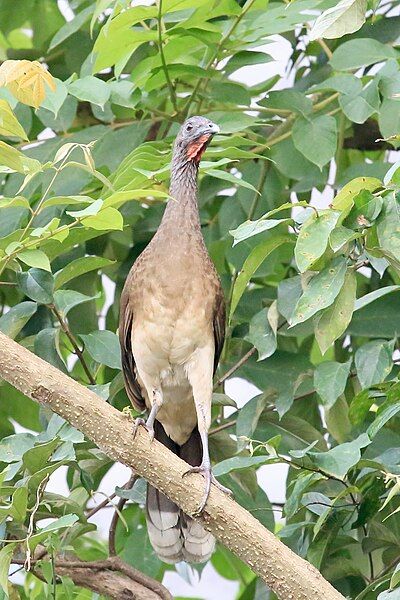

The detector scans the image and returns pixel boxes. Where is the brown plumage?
[119,116,227,564]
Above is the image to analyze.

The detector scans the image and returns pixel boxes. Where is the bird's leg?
[183,426,232,516]
[132,388,163,442]
[183,352,232,515]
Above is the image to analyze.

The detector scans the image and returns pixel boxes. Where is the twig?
[86,492,117,518]
[157,0,178,113]
[316,38,333,60]
[209,420,236,436]
[50,305,96,385]
[248,161,269,221]
[25,475,49,571]
[109,473,137,556]
[215,347,256,388]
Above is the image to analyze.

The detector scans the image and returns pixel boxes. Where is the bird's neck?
[161,158,200,229]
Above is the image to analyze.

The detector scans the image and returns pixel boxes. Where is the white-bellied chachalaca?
[119,116,229,564]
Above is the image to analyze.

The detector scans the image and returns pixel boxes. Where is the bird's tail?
[146,420,215,564]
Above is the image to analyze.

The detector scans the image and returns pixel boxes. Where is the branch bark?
[0,332,345,600]
[13,556,172,600]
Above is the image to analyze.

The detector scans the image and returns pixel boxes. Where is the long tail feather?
[145,421,215,563]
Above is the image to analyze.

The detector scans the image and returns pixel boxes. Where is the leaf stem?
[157,0,178,113]
[50,304,96,385]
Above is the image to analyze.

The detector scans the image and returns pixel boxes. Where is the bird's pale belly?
[131,297,211,445]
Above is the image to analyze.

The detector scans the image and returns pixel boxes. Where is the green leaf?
[54,290,98,317]
[379,98,400,141]
[49,5,93,49]
[292,115,337,169]
[212,393,237,408]
[340,80,380,124]
[247,303,278,362]
[66,198,103,219]
[309,0,367,40]
[310,433,371,479]
[39,78,68,117]
[54,256,115,290]
[329,226,359,252]
[349,389,374,425]
[0,301,37,338]
[0,140,24,172]
[355,340,393,389]
[277,275,303,322]
[290,257,347,326]
[368,401,400,439]
[34,328,67,372]
[8,487,28,522]
[0,543,14,594]
[260,89,312,116]
[315,269,357,354]
[295,210,341,272]
[350,292,400,338]
[80,330,121,369]
[16,268,54,304]
[68,76,111,108]
[205,169,258,192]
[22,438,60,474]
[230,235,292,317]
[230,218,290,246]
[236,394,269,451]
[0,99,28,140]
[332,176,381,214]
[355,286,400,311]
[213,455,272,477]
[82,207,123,231]
[0,433,35,463]
[314,359,352,408]
[330,38,397,70]
[225,50,273,75]
[0,196,30,210]
[390,564,400,591]
[377,194,400,270]
[17,249,51,271]
[29,514,79,552]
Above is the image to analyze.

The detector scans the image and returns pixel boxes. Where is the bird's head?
[173,116,220,165]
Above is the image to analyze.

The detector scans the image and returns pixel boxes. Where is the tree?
[0,0,399,598]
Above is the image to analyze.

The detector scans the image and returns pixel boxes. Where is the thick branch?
[13,556,171,600]
[0,332,344,600]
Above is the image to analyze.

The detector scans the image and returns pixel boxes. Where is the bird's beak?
[208,123,220,135]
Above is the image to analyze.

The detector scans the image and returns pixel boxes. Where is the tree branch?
[12,556,172,600]
[0,331,345,600]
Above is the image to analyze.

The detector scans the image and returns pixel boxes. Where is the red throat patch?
[186,134,211,162]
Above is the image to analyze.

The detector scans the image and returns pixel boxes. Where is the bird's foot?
[182,464,232,516]
[132,417,155,442]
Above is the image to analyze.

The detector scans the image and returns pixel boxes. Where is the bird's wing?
[119,288,146,411]
[212,286,226,375]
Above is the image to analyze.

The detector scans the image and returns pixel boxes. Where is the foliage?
[0,0,399,598]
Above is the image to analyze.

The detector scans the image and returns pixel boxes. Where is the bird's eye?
[186,123,193,131]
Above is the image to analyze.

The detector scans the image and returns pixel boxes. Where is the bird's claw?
[132,417,155,442]
[182,464,232,516]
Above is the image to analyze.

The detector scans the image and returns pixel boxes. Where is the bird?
[118,115,229,564]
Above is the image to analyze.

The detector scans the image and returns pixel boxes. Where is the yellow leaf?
[0,60,56,109]
[0,99,28,140]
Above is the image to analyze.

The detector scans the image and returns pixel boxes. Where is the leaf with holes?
[290,257,347,326]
